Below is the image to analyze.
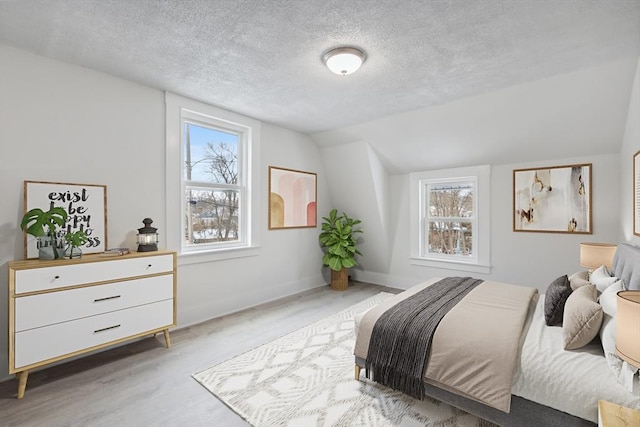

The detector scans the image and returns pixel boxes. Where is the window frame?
[420,176,478,262]
[410,165,491,274]
[166,92,261,265]
[182,114,246,251]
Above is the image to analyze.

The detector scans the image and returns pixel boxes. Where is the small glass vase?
[38,245,55,260]
[64,245,82,259]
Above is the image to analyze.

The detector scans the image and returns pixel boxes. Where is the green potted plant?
[319,209,363,291]
[20,206,68,259]
[64,230,88,259]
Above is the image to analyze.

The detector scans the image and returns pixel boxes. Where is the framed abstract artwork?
[513,163,592,234]
[634,151,640,236]
[268,166,317,229]
[24,180,108,258]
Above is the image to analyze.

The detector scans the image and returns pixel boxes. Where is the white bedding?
[512,296,640,423]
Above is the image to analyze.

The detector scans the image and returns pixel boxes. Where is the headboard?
[611,243,640,290]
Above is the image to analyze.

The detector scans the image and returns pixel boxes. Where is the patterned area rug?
[193,292,495,427]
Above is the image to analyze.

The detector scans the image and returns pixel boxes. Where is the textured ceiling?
[0,0,639,136]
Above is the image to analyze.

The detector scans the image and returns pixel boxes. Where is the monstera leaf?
[20,207,68,237]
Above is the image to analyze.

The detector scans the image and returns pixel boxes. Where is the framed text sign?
[268,166,317,229]
[24,181,107,258]
[513,163,592,234]
[634,151,640,237]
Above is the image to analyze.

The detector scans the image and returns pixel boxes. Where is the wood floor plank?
[0,282,399,427]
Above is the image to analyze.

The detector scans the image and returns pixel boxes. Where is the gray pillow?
[562,284,603,350]
[568,270,590,290]
[544,275,572,326]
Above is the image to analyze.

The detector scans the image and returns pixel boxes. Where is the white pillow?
[598,281,639,393]
[590,265,618,293]
[599,280,623,313]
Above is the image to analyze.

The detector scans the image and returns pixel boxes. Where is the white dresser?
[8,250,177,398]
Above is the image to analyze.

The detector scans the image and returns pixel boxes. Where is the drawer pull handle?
[54,276,60,279]
[147,264,152,268]
[94,325,121,334]
[94,295,121,303]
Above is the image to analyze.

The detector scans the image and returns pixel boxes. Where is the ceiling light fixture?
[323,47,366,76]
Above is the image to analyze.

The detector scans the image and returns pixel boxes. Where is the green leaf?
[20,206,68,238]
[342,258,356,268]
[318,209,363,271]
[327,256,343,271]
[64,230,88,247]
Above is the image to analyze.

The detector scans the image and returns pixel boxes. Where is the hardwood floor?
[0,281,400,427]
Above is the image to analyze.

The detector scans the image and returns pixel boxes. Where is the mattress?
[512,296,640,423]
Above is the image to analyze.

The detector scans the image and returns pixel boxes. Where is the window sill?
[178,246,260,266]
[409,257,491,274]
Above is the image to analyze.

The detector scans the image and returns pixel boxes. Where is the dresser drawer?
[15,274,174,332]
[14,254,174,294]
[14,299,174,369]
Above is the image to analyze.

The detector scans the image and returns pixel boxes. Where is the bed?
[353,243,640,426]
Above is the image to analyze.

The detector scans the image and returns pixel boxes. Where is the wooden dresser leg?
[162,329,171,348]
[354,365,361,380]
[17,370,29,399]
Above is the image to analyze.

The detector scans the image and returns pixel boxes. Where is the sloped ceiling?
[1,0,639,172]
[313,58,639,173]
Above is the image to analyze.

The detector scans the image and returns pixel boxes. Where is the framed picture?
[24,181,108,258]
[513,163,592,234]
[268,166,317,229]
[634,151,640,236]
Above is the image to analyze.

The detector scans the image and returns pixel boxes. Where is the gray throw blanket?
[365,276,483,399]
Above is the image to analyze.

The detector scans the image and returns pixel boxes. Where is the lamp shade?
[616,291,640,368]
[579,242,617,270]
[323,47,366,76]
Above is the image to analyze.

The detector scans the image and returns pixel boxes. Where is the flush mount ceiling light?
[323,47,366,76]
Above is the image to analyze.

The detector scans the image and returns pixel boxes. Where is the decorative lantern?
[136,218,158,252]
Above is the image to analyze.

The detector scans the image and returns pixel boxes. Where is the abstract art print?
[269,166,317,229]
[513,163,592,234]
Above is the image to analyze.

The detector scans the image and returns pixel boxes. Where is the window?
[166,93,260,263]
[410,165,490,274]
[183,118,243,249]
[422,178,476,260]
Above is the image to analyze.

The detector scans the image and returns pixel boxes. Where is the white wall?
[490,154,619,290]
[620,58,640,245]
[353,153,619,291]
[0,44,329,381]
[320,141,390,276]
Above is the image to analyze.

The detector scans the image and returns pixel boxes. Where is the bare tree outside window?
[426,183,474,257]
[184,123,241,245]
[411,167,487,269]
